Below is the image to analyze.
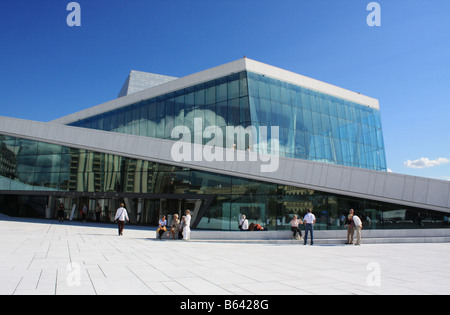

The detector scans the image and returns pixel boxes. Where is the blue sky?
[0,0,449,181]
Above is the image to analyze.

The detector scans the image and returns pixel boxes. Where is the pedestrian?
[183,210,191,240]
[168,214,181,240]
[57,203,65,223]
[352,213,363,246]
[114,203,129,236]
[239,214,249,231]
[303,209,316,245]
[95,203,102,222]
[345,209,355,244]
[290,215,303,240]
[158,215,167,240]
[81,204,88,222]
[179,216,186,239]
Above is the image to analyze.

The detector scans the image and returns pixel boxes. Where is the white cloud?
[403,157,450,169]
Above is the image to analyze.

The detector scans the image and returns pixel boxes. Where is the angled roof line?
[50,58,379,125]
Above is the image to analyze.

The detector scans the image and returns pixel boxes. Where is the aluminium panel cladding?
[118,71,178,98]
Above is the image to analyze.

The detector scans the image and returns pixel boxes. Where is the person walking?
[345,209,355,244]
[290,215,303,240]
[303,209,316,245]
[114,203,129,236]
[183,210,191,240]
[352,213,363,246]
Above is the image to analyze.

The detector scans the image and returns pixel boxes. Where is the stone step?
[189,237,450,245]
[189,229,450,245]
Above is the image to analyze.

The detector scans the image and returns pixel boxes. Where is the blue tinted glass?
[270,80,281,102]
[195,85,206,106]
[282,104,293,130]
[280,83,290,105]
[311,112,322,135]
[247,72,259,98]
[216,101,228,126]
[290,86,300,107]
[156,100,165,118]
[249,96,260,124]
[148,101,156,119]
[239,72,248,97]
[258,77,270,100]
[228,98,240,125]
[66,70,386,171]
[240,97,251,124]
[259,99,271,126]
[205,83,216,105]
[216,77,227,103]
[302,109,313,133]
[271,102,283,127]
[228,74,240,100]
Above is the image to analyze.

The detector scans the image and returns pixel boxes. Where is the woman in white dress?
[183,210,191,240]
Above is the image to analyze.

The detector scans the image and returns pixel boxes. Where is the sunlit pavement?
[1,216,450,295]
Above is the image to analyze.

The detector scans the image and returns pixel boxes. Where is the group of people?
[345,209,363,245]
[289,209,317,245]
[289,208,363,245]
[113,203,192,240]
[157,210,192,241]
[112,204,363,245]
[238,215,265,231]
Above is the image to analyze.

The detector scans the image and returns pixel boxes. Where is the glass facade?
[247,72,386,170]
[70,72,251,147]
[69,71,386,171]
[1,135,448,231]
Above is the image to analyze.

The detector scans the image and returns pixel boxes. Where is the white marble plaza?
[1,216,450,295]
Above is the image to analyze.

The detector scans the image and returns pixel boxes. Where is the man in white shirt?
[303,209,316,245]
[352,214,363,245]
[115,203,129,236]
[239,215,249,231]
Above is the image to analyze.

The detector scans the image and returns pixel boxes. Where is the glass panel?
[216,77,227,103]
[259,99,271,126]
[258,77,270,100]
[228,98,240,126]
[240,97,251,124]
[195,84,205,106]
[205,81,216,105]
[228,73,240,100]
[270,102,283,128]
[239,71,248,97]
[282,104,293,130]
